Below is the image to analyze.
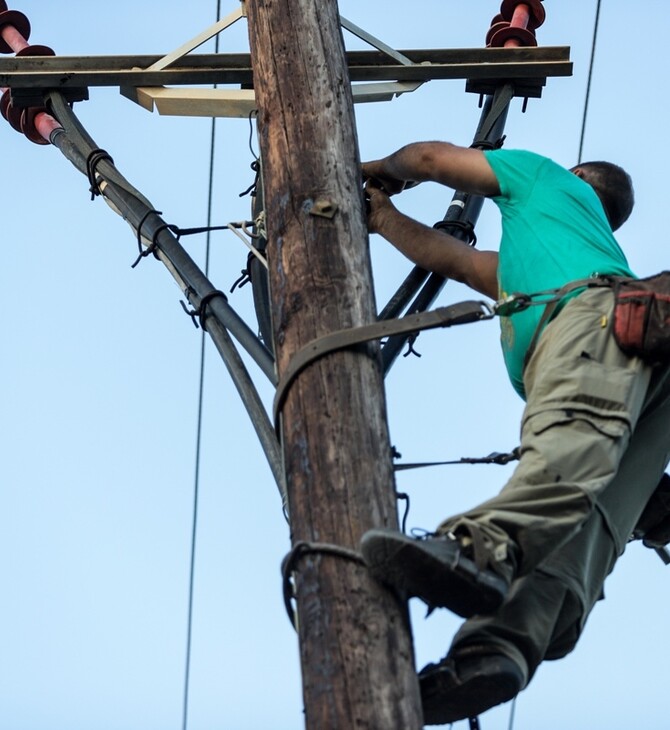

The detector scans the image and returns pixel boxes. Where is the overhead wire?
[577,0,602,164]
[182,3,222,730]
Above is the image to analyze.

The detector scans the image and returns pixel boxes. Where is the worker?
[359,142,670,724]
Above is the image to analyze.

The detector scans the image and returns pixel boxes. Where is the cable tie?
[281,541,366,629]
[470,135,506,151]
[230,269,251,292]
[396,492,411,534]
[239,159,260,198]
[131,209,163,266]
[247,110,259,160]
[196,289,227,331]
[402,335,422,358]
[180,299,200,329]
[170,224,231,239]
[180,289,228,331]
[433,219,477,246]
[132,220,176,269]
[86,148,114,200]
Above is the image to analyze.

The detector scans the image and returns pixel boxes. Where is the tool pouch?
[633,473,670,549]
[612,271,670,363]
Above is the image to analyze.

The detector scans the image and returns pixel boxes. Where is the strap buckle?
[493,292,532,317]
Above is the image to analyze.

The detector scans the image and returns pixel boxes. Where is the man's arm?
[362,141,501,198]
[366,183,499,299]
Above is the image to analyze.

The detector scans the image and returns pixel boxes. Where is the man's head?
[571,161,634,231]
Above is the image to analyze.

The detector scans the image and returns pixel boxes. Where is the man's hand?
[362,181,498,298]
[362,142,500,198]
[362,159,415,196]
[364,180,396,234]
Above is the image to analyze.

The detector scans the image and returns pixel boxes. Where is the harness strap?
[521,275,616,369]
[273,300,494,429]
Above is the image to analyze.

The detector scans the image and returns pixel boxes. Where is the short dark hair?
[573,161,634,231]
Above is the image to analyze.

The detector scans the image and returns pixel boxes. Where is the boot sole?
[360,529,507,618]
[420,656,523,724]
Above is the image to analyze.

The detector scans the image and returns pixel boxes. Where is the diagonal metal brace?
[339,15,415,67]
[147,3,246,71]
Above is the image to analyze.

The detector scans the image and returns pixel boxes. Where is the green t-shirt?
[484,149,635,399]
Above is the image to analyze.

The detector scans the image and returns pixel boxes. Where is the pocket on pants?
[524,351,641,430]
[526,408,629,440]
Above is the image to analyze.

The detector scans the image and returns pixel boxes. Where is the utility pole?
[246,1,423,727]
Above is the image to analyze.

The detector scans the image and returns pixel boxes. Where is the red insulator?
[0,89,23,132]
[0,9,31,53]
[500,0,546,31]
[0,88,9,120]
[15,44,55,57]
[489,24,537,48]
[20,107,50,145]
[486,20,510,47]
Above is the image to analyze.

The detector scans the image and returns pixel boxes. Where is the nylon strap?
[272,300,494,429]
[521,275,615,369]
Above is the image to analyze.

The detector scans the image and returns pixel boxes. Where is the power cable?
[508,696,517,730]
[577,0,602,164]
[182,4,222,730]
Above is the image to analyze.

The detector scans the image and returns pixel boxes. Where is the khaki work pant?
[438,287,670,680]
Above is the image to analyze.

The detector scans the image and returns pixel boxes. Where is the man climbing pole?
[359,141,670,723]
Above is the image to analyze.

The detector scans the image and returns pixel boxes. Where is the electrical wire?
[508,695,517,730]
[577,0,602,164]
[182,4,222,730]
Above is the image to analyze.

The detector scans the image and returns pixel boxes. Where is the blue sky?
[1,2,669,729]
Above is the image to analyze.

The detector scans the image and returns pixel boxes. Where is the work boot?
[419,651,525,725]
[360,528,512,617]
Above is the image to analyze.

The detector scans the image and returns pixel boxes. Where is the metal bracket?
[308,198,338,220]
[148,4,246,72]
[122,2,247,109]
[124,4,425,117]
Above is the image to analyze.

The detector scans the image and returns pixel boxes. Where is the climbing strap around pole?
[281,541,366,629]
[272,300,495,429]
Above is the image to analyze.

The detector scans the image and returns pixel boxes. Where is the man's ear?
[572,166,585,179]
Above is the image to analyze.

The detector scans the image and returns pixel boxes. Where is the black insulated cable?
[46,92,284,498]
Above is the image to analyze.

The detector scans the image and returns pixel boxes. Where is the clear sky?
[1,2,669,729]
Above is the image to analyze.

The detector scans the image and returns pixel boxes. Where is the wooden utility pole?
[246,1,423,728]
